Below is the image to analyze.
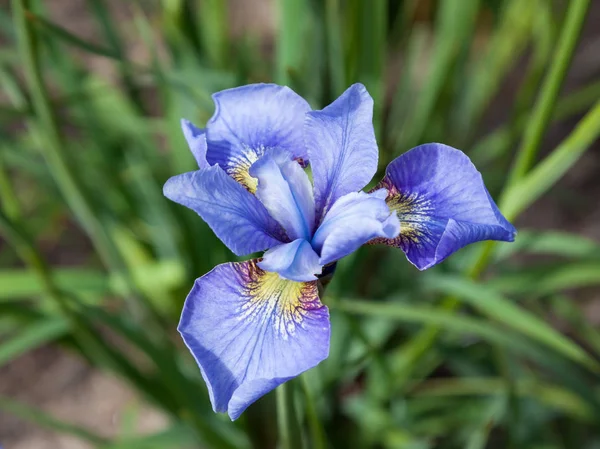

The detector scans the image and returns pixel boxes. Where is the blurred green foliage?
[2,0,600,448]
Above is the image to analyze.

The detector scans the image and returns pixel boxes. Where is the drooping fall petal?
[373,143,516,270]
[178,260,330,420]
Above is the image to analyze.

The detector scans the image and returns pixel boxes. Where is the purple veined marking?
[164,83,516,419]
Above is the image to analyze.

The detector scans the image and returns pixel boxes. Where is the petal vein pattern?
[165,83,518,423]
[163,166,287,256]
[181,119,209,169]
[178,260,330,420]
[305,84,378,220]
[312,190,400,265]
[206,84,311,192]
[250,152,315,240]
[372,143,516,269]
[258,239,323,282]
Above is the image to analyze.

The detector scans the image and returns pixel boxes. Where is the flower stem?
[0,151,21,221]
[277,382,302,449]
[301,374,327,449]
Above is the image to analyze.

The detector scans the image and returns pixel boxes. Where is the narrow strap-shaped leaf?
[401,0,480,149]
[25,10,119,59]
[502,100,600,219]
[336,298,600,417]
[391,98,600,388]
[0,268,109,301]
[506,0,591,185]
[425,275,600,371]
[301,374,327,449]
[457,0,537,138]
[335,299,544,359]
[325,0,346,97]
[0,396,108,445]
[412,378,593,422]
[277,381,303,449]
[100,425,197,449]
[487,263,600,295]
[471,79,600,166]
[494,230,600,261]
[0,317,69,367]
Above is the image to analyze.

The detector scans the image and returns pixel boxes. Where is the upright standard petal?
[206,84,311,193]
[373,143,516,270]
[311,190,400,266]
[163,165,287,256]
[250,151,315,241]
[258,239,323,282]
[181,119,209,169]
[305,84,378,220]
[178,260,330,420]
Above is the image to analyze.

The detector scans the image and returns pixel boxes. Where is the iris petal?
[373,143,516,270]
[163,166,287,256]
[258,239,322,282]
[181,119,209,169]
[312,190,400,266]
[178,260,330,420]
[206,84,311,193]
[305,83,378,220]
[250,151,315,241]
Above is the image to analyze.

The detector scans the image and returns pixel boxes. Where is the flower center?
[250,151,315,242]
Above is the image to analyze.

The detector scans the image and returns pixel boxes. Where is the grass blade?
[488,263,600,295]
[12,0,160,322]
[426,275,599,371]
[102,425,197,449]
[300,374,327,449]
[0,317,69,367]
[350,0,386,138]
[197,0,230,69]
[494,230,600,261]
[505,0,591,185]
[325,0,346,98]
[0,268,109,301]
[502,100,600,219]
[25,10,119,59]
[412,378,593,422]
[0,396,108,445]
[400,0,480,149]
[276,0,310,87]
[471,79,600,166]
[334,299,544,359]
[457,0,537,139]
[391,98,600,388]
[277,381,303,449]
[86,0,143,107]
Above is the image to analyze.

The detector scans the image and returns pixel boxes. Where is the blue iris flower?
[164,83,516,420]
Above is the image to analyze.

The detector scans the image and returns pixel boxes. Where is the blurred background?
[1,0,600,448]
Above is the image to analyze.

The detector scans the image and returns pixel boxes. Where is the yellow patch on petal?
[228,152,260,193]
[226,144,271,193]
[236,261,320,339]
[370,179,433,247]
